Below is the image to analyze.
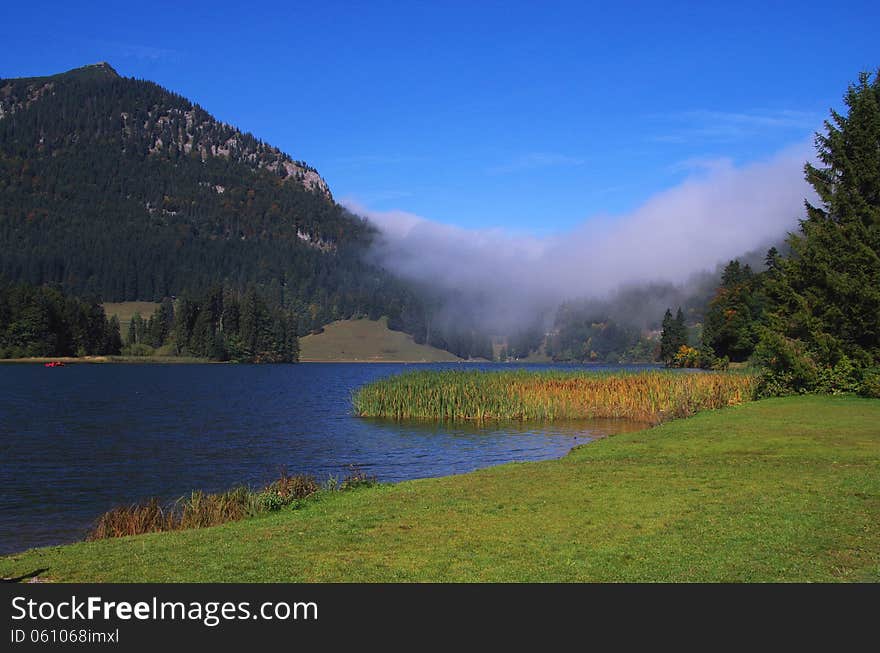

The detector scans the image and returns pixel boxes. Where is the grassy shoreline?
[2,394,877,582]
[87,470,375,541]
[0,355,220,364]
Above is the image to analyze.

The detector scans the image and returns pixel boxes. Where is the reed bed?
[88,468,374,541]
[353,370,757,424]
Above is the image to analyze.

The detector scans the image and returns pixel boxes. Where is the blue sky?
[2,0,878,233]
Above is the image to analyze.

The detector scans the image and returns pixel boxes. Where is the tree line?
[125,288,299,363]
[0,280,121,358]
[0,280,300,363]
[659,70,880,397]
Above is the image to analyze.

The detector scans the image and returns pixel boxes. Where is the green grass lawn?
[299,317,461,362]
[2,395,878,582]
[102,301,161,335]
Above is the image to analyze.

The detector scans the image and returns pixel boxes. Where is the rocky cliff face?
[0,63,331,197]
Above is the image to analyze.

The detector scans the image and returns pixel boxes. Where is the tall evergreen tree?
[659,308,687,365]
[105,315,123,354]
[702,260,763,362]
[674,308,687,345]
[758,70,880,392]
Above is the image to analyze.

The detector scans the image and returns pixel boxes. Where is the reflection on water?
[0,362,656,553]
[359,416,646,475]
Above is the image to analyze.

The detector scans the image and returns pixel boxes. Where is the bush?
[753,330,819,396]
[340,465,378,490]
[671,345,701,368]
[154,343,179,357]
[711,355,731,371]
[257,491,285,512]
[266,472,319,501]
[753,329,879,397]
[860,367,880,398]
[816,356,861,394]
[121,342,155,357]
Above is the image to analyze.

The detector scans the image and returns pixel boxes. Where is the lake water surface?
[0,362,656,554]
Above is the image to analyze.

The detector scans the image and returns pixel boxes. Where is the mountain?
[2,63,330,196]
[0,63,412,334]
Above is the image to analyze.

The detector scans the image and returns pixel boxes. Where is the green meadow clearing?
[1,394,877,582]
[299,317,461,362]
[102,301,162,335]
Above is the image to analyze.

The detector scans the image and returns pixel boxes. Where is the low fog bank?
[347,142,814,334]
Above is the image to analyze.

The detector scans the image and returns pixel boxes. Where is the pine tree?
[660,309,676,364]
[758,70,880,393]
[128,313,144,345]
[771,72,880,360]
[126,315,138,346]
[674,308,687,347]
[702,260,762,361]
[659,307,689,365]
[105,315,123,354]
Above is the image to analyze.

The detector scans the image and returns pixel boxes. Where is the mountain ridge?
[0,62,330,197]
[0,62,418,338]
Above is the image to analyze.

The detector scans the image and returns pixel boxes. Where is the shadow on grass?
[1,568,48,583]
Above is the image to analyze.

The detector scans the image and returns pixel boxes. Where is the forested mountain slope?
[0,63,413,335]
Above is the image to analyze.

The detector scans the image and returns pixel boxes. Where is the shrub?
[340,465,378,490]
[671,345,701,368]
[257,491,285,512]
[860,367,880,398]
[816,356,861,394]
[121,342,155,357]
[711,355,731,372]
[267,471,319,500]
[154,343,179,357]
[753,330,819,396]
[753,328,879,397]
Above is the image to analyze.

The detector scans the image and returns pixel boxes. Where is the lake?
[0,362,657,554]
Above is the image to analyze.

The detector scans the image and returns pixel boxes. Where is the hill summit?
[0,63,413,335]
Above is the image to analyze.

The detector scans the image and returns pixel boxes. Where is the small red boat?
[44,361,65,368]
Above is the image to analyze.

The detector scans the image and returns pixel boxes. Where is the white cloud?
[346,140,815,331]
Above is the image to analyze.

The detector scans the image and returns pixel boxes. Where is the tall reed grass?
[88,468,375,541]
[353,370,757,424]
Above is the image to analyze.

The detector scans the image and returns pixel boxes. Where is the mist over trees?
[1,64,877,377]
[541,275,720,363]
[0,64,514,361]
[551,68,879,387]
[656,70,880,396]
